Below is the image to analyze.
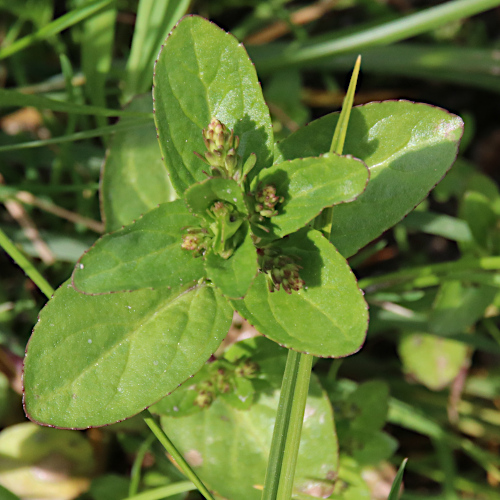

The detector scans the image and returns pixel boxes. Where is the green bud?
[194,118,257,184]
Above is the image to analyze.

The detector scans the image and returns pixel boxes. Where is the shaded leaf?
[23,282,233,428]
[205,223,258,299]
[184,177,248,217]
[252,153,368,239]
[398,333,468,391]
[275,101,463,257]
[0,423,94,499]
[101,95,176,232]
[73,200,204,294]
[160,338,337,500]
[429,281,495,336]
[153,15,273,194]
[460,191,497,250]
[232,228,368,357]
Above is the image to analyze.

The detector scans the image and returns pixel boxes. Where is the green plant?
[18,14,466,499]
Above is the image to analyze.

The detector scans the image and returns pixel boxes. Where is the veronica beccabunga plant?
[22,14,463,499]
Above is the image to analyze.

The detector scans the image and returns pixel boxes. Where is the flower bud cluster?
[194,118,240,178]
[193,362,259,409]
[258,248,305,294]
[255,184,284,219]
[181,228,209,257]
[182,201,244,259]
[194,118,257,183]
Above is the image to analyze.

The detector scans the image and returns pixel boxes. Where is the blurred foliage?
[0,0,500,498]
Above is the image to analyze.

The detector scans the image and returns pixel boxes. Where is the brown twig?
[245,0,339,45]
[14,191,104,233]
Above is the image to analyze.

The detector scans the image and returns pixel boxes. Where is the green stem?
[253,0,500,73]
[358,256,500,291]
[143,410,215,500]
[262,350,302,500]
[276,354,314,500]
[124,481,196,500]
[0,227,54,299]
[129,433,156,497]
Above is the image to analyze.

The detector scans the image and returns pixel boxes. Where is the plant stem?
[0,227,54,299]
[276,353,314,500]
[143,410,215,500]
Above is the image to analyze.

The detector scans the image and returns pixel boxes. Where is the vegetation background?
[0,0,500,499]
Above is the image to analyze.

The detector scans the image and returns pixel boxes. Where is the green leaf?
[0,485,20,500]
[252,153,368,239]
[23,281,233,428]
[160,341,338,500]
[461,191,497,250]
[275,101,464,257]
[352,431,398,467]
[398,333,468,391]
[344,380,390,439]
[232,228,368,357]
[0,422,94,499]
[72,200,204,294]
[184,177,248,217]
[400,210,472,242]
[429,281,496,336]
[153,15,273,194]
[123,0,191,102]
[205,223,258,299]
[101,96,177,232]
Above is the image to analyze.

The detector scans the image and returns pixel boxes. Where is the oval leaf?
[275,101,464,257]
[205,222,258,299]
[398,332,468,391]
[23,281,233,428]
[72,200,204,294]
[232,228,368,357]
[153,15,273,194]
[101,95,176,233]
[252,153,369,238]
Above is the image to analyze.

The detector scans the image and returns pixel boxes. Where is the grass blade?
[314,56,361,236]
[262,350,302,500]
[0,88,152,117]
[330,55,361,155]
[276,353,314,500]
[123,0,190,102]
[387,458,407,500]
[0,227,54,299]
[0,0,114,60]
[0,117,152,152]
[81,0,117,128]
[252,0,500,73]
